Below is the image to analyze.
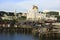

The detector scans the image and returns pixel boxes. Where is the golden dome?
[33,5,38,9]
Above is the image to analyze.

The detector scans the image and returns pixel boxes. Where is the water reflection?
[0,32,39,40]
[0,32,60,40]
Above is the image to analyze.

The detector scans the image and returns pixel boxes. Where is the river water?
[0,32,39,40]
[0,32,60,40]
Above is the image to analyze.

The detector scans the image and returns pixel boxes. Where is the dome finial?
[33,5,38,9]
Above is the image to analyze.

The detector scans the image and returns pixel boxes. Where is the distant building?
[22,13,27,16]
[44,11,58,22]
[27,5,45,21]
[1,12,15,20]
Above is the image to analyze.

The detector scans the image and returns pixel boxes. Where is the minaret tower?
[14,10,16,16]
[32,5,38,21]
[14,10,17,20]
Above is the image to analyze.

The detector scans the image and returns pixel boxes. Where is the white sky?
[0,0,60,12]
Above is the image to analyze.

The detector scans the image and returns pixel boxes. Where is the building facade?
[27,5,46,21]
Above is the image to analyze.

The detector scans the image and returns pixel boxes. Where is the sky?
[0,0,60,12]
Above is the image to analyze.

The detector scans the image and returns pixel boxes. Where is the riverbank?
[0,21,60,39]
[0,27,33,34]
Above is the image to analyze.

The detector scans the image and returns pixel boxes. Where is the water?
[0,32,60,40]
[0,32,39,40]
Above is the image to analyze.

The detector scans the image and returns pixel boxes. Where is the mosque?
[27,5,46,21]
